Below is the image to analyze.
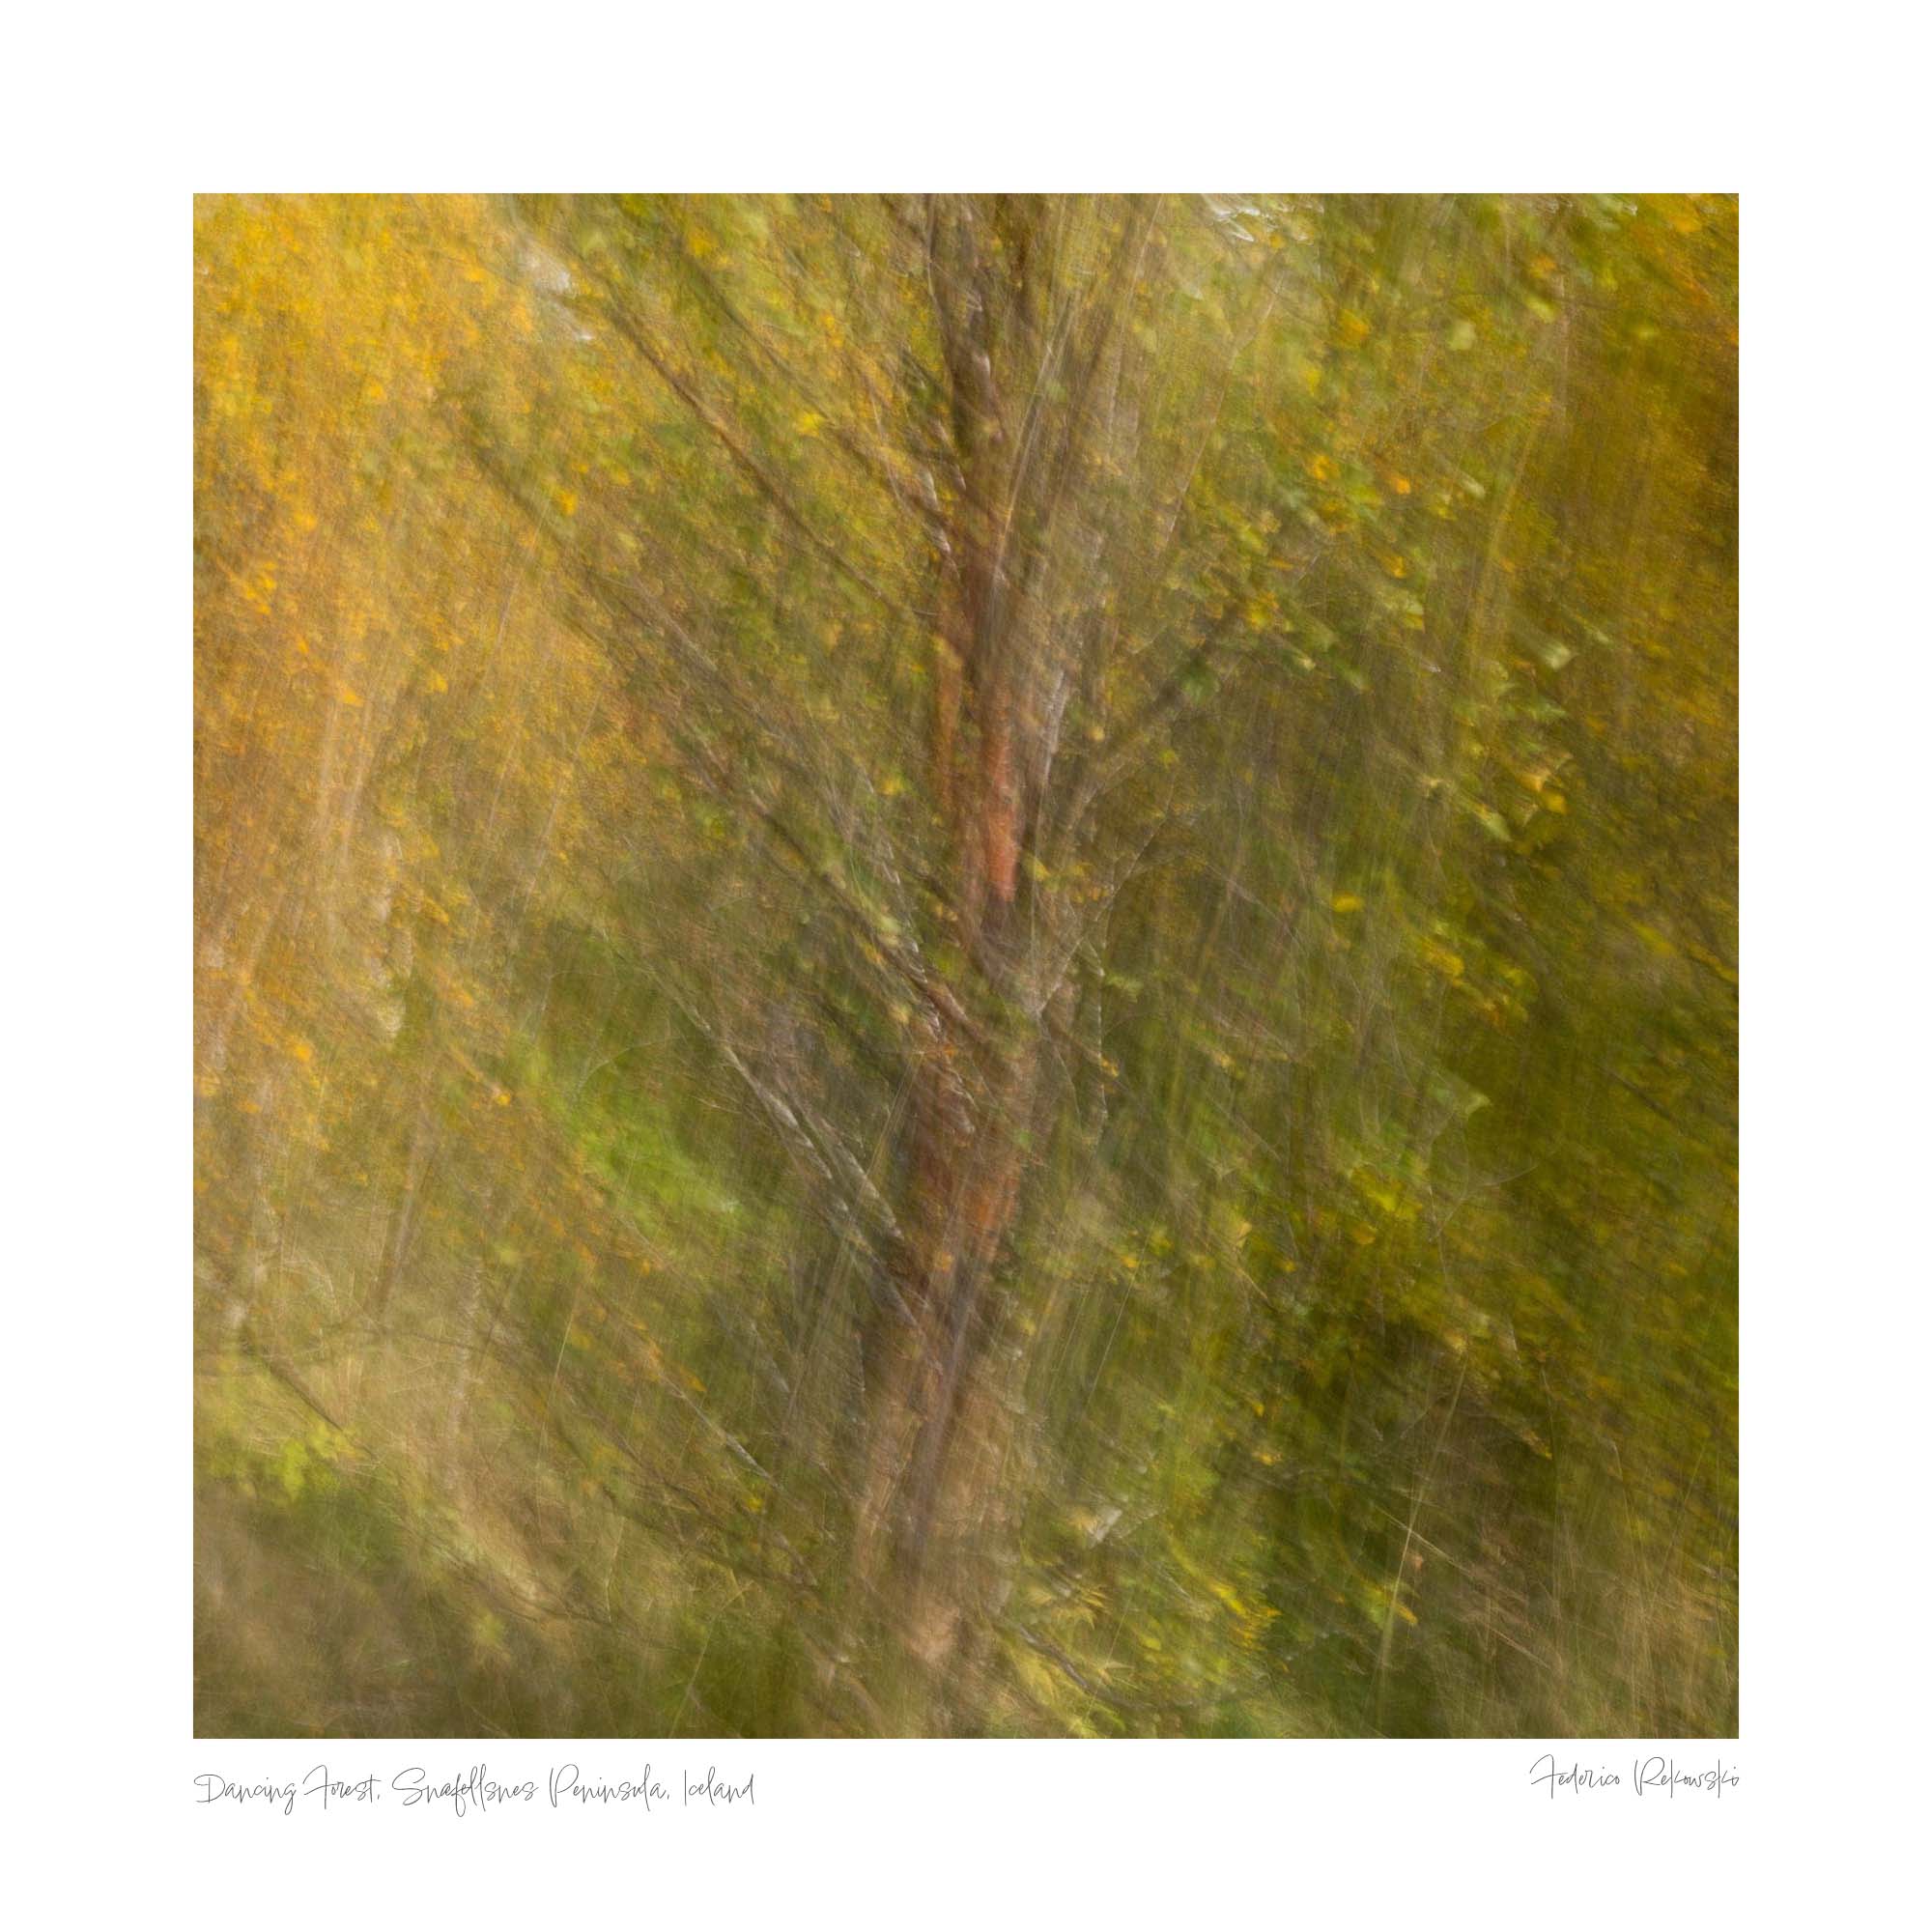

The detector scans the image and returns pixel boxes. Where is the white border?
[9,2,1925,1920]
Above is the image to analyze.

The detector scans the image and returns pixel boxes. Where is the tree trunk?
[855,1016,1036,1704]
[845,196,1138,1721]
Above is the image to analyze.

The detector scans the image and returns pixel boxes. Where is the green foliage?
[195,193,1736,1737]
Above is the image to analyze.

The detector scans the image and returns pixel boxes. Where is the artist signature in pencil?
[1529,1753,1739,1797]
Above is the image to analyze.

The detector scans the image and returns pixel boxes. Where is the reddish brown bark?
[849,197,1128,1714]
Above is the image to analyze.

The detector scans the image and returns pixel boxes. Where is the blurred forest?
[194,193,1736,1738]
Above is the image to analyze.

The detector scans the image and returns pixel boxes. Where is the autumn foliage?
[195,194,1737,1737]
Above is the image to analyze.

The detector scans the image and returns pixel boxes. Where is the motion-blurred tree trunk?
[858,199,1099,1693]
[506,193,1170,1721]
[842,198,1175,1713]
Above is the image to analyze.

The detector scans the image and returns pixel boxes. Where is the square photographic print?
[193,191,1737,1743]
